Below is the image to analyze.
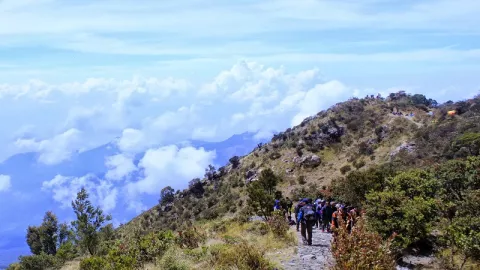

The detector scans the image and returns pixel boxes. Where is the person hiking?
[286,197,293,217]
[321,202,333,233]
[298,198,316,245]
[287,215,296,226]
[294,200,304,232]
[315,201,324,229]
[273,199,280,211]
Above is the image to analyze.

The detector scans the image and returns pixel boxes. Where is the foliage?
[365,169,439,250]
[247,169,280,220]
[339,165,351,175]
[79,256,109,270]
[157,247,190,270]
[177,227,206,249]
[209,242,274,270]
[331,216,396,270]
[56,242,78,263]
[188,178,204,197]
[266,211,289,238]
[71,187,111,255]
[229,156,240,169]
[40,211,59,255]
[332,166,394,207]
[17,253,60,270]
[26,226,43,255]
[160,186,175,205]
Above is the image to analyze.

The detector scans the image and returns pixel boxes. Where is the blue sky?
[1,0,480,265]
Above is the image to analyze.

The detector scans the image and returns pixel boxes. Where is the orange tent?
[447,110,456,116]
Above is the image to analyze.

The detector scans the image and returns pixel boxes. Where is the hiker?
[273,199,280,211]
[287,215,296,226]
[286,197,293,217]
[322,202,333,233]
[294,200,304,232]
[298,198,316,245]
[315,201,324,229]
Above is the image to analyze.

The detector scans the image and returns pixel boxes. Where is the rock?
[286,168,294,173]
[390,142,417,157]
[296,154,321,168]
[245,169,258,183]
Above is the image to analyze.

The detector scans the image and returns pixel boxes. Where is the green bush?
[79,256,109,270]
[177,227,206,249]
[209,242,274,270]
[17,253,60,270]
[157,248,190,270]
[365,169,439,250]
[56,242,78,263]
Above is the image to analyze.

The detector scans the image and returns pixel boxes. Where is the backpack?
[303,205,316,221]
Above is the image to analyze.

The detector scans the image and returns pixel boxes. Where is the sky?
[1,0,480,265]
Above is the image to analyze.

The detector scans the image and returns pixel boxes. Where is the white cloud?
[42,174,118,212]
[0,60,454,166]
[14,128,81,165]
[105,154,137,181]
[0,175,11,192]
[125,145,215,210]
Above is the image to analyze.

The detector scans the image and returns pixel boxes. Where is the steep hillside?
[10,92,480,270]
[119,92,480,235]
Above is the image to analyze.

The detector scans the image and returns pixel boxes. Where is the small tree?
[160,186,175,205]
[188,178,204,197]
[229,156,240,169]
[247,168,280,220]
[26,226,42,255]
[331,216,396,270]
[40,211,59,255]
[71,187,111,255]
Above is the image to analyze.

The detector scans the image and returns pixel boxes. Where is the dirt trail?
[281,227,334,270]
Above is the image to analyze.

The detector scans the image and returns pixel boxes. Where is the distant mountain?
[0,131,267,266]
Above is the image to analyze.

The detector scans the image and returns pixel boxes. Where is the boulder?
[390,142,416,157]
[296,154,321,168]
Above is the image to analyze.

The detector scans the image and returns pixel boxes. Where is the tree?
[71,187,111,255]
[247,168,280,220]
[365,170,439,249]
[160,186,175,205]
[40,211,59,255]
[188,178,204,197]
[58,222,71,246]
[26,226,42,255]
[229,156,240,169]
[204,164,218,181]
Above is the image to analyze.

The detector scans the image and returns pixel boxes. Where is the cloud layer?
[0,60,474,213]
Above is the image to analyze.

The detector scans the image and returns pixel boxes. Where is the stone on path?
[281,227,334,270]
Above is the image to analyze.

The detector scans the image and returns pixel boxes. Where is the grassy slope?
[113,94,480,268]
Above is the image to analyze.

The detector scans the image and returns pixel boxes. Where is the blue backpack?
[303,205,316,221]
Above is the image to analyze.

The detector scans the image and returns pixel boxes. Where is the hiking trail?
[281,227,334,270]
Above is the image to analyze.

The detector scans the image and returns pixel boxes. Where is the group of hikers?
[274,198,358,246]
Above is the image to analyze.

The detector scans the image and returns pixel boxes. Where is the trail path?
[281,227,334,270]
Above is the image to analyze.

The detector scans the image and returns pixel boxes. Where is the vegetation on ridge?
[8,92,480,270]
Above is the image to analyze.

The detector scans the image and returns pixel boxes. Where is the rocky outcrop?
[390,142,416,157]
[294,154,321,168]
[245,169,258,183]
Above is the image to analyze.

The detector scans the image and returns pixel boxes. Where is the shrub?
[17,254,60,270]
[56,242,78,263]
[269,151,281,160]
[209,242,274,270]
[331,216,396,270]
[177,227,206,249]
[365,170,439,250]
[297,175,307,185]
[353,159,366,169]
[339,165,351,175]
[157,247,190,270]
[79,256,109,270]
[266,211,289,238]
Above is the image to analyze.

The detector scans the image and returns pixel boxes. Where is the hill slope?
[119,92,480,235]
